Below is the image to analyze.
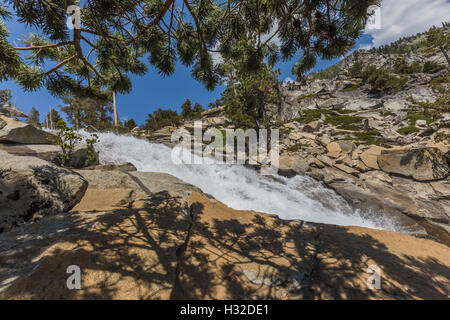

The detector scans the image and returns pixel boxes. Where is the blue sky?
[1,0,449,125]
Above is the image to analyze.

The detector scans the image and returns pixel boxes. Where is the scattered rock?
[327,142,342,158]
[334,163,358,175]
[416,120,427,127]
[0,116,55,144]
[307,156,325,169]
[360,146,384,170]
[335,154,354,168]
[304,121,321,133]
[279,155,309,177]
[355,160,369,172]
[288,131,302,141]
[317,155,333,167]
[336,141,356,154]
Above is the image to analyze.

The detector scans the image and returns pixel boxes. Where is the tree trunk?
[113,92,119,126]
[75,107,80,131]
[440,46,450,67]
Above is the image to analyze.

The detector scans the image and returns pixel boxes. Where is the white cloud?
[283,77,295,86]
[364,0,450,47]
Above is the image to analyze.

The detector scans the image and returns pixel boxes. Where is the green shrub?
[407,113,434,126]
[393,58,410,74]
[340,129,387,146]
[85,133,100,165]
[350,61,364,78]
[434,132,450,143]
[406,89,449,123]
[380,111,396,117]
[53,120,99,167]
[324,114,364,128]
[397,126,421,135]
[279,127,294,136]
[293,109,332,124]
[361,66,408,94]
[286,143,307,152]
[430,75,447,89]
[341,81,362,92]
[54,120,82,166]
[393,58,423,74]
[423,61,446,74]
[308,64,342,80]
[297,94,316,101]
[410,62,423,73]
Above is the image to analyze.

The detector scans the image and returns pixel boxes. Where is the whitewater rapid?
[84,131,400,231]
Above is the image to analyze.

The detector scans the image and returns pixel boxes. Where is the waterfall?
[83,131,401,231]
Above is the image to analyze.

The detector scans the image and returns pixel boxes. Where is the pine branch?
[42,55,76,76]
[14,41,73,51]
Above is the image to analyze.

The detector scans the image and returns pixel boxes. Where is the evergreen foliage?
[26,107,41,127]
[0,89,11,104]
[423,61,446,74]
[44,109,62,129]
[53,119,99,167]
[350,61,364,78]
[360,66,408,94]
[0,0,380,100]
[60,94,113,130]
[123,119,137,131]
[180,99,203,120]
[144,108,180,131]
[425,24,450,66]
[223,64,281,129]
[393,58,422,74]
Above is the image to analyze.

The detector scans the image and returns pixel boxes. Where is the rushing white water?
[83,131,401,231]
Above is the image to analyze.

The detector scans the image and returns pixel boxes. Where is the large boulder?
[0,150,88,232]
[0,144,97,168]
[278,154,310,177]
[360,146,384,170]
[378,148,449,182]
[0,116,55,144]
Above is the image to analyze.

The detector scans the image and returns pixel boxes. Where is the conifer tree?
[26,107,41,127]
[426,24,450,66]
[0,89,11,104]
[60,94,113,130]
[180,99,193,119]
[124,118,137,131]
[193,103,203,114]
[1,0,380,99]
[44,109,62,129]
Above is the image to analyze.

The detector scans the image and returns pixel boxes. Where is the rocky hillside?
[140,28,450,243]
[275,28,450,242]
